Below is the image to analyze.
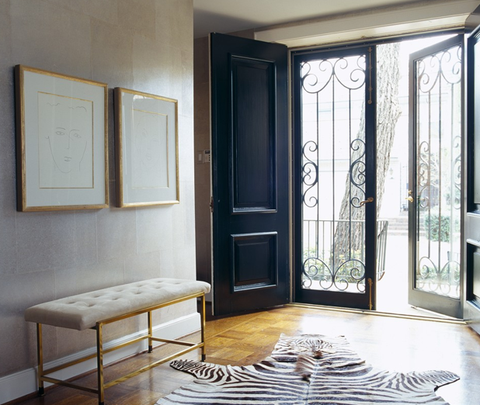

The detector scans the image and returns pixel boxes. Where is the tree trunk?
[333,43,402,272]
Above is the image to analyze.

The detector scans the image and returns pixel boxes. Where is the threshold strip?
[287,303,466,325]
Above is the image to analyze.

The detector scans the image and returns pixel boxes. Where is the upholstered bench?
[25,278,211,405]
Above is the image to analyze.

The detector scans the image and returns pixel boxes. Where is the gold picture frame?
[115,88,179,207]
[15,65,109,212]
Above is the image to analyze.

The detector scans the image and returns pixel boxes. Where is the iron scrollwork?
[414,43,462,300]
[302,255,366,293]
[350,138,367,209]
[301,140,319,208]
[300,54,368,294]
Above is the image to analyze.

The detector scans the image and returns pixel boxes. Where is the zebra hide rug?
[156,333,459,404]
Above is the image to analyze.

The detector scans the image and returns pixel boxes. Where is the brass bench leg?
[200,295,206,361]
[36,323,45,396]
[148,311,153,353]
[96,322,105,405]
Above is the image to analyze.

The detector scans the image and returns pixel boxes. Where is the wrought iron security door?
[293,46,377,310]
[408,36,463,318]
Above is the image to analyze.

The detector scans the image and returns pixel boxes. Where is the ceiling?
[193,0,431,38]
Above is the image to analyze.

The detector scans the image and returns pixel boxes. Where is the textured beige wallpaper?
[0,0,195,379]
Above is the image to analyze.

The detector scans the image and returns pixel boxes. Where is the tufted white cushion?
[24,278,211,331]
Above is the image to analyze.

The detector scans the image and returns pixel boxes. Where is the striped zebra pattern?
[156,334,459,404]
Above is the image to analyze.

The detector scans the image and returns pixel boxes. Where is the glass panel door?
[293,46,376,309]
[409,36,463,318]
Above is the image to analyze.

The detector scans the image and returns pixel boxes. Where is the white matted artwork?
[115,88,179,207]
[15,65,108,211]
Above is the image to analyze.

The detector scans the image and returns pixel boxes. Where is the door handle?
[359,197,374,206]
[405,196,414,203]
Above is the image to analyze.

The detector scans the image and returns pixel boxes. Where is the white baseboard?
[0,312,200,404]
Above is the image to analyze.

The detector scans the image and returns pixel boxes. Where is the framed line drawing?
[15,65,109,211]
[115,88,179,207]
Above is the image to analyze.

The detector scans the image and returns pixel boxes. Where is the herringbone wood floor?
[9,305,480,405]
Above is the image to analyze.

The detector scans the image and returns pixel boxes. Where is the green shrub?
[423,212,452,242]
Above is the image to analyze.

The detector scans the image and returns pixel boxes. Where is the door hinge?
[368,277,373,310]
[210,197,214,213]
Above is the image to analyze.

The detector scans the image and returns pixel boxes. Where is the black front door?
[210,33,289,316]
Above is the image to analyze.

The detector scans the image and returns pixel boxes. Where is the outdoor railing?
[303,219,389,283]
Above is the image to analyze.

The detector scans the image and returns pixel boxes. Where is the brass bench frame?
[34,292,206,405]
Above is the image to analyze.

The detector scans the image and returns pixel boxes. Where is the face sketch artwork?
[48,106,87,173]
[38,93,94,188]
[131,109,168,189]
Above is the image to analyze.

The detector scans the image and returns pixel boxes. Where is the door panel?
[231,232,278,291]
[293,46,377,310]
[211,33,289,316]
[408,36,463,318]
[231,56,276,212]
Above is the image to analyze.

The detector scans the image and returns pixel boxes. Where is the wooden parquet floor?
[10,305,480,405]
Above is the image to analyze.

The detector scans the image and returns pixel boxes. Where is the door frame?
[462,21,480,329]
[291,32,467,318]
